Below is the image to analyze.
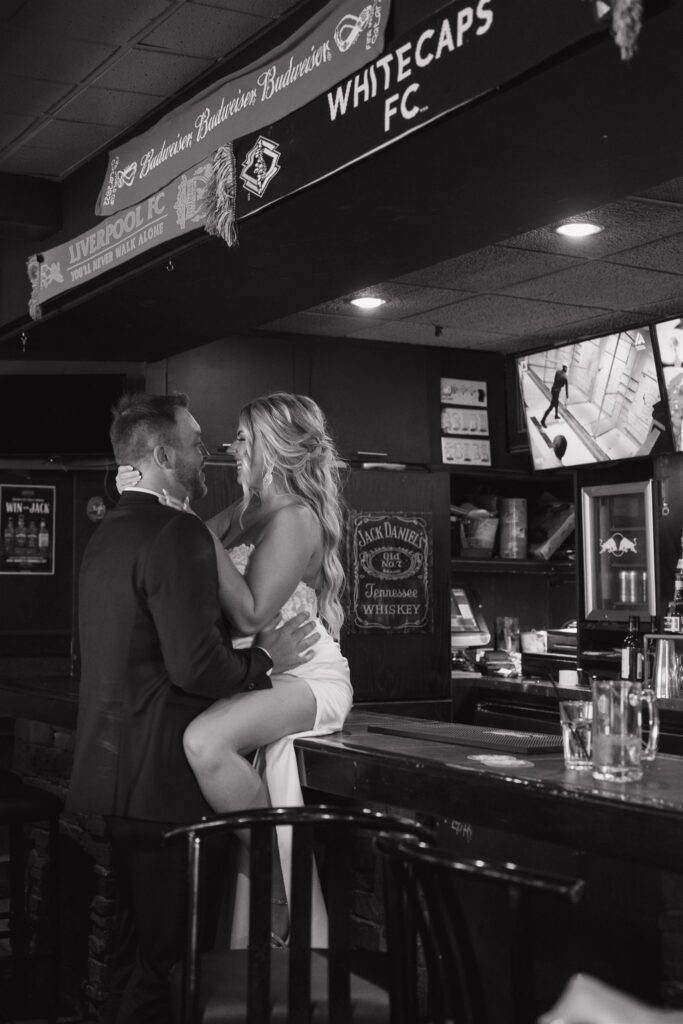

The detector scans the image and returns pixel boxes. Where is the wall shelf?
[451,558,575,576]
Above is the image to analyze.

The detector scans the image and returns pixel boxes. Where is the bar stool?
[377,833,585,1024]
[0,771,61,1024]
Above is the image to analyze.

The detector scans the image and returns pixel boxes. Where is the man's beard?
[175,460,207,502]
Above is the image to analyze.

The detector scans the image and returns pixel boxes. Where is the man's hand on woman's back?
[257,612,319,676]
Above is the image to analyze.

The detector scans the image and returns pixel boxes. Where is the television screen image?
[652,317,683,451]
[516,327,672,471]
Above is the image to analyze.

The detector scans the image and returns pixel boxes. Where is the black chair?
[376,833,584,1024]
[164,804,433,1024]
[0,771,61,1024]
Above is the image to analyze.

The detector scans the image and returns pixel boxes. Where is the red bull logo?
[598,533,638,557]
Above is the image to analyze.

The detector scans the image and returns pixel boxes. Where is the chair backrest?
[164,804,433,1024]
[376,834,584,1024]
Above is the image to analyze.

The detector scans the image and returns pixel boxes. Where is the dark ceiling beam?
[0,173,62,240]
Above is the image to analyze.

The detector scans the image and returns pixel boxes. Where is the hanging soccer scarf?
[94,0,391,217]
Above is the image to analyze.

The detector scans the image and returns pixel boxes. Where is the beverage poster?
[0,485,55,575]
[348,511,432,633]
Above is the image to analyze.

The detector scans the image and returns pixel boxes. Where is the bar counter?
[3,670,683,1009]
[296,708,683,874]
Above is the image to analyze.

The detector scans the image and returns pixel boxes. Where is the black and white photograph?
[4,3,683,1024]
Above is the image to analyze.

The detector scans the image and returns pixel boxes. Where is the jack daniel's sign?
[349,511,432,633]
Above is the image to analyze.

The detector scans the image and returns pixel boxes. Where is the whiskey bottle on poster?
[14,514,26,549]
[38,519,49,550]
[3,517,14,553]
[27,519,38,549]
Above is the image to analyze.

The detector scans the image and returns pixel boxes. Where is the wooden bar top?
[296,709,683,874]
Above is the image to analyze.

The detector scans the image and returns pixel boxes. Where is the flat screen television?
[652,316,683,452]
[515,326,673,471]
[0,373,127,457]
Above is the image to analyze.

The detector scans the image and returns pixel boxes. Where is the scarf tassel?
[204,143,239,247]
[612,0,643,61]
[26,255,43,321]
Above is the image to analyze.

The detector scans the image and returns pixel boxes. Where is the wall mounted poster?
[349,511,432,633]
[0,485,55,575]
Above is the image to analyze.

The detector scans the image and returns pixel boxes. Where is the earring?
[263,468,273,490]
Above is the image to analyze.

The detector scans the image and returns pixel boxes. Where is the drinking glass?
[558,700,593,770]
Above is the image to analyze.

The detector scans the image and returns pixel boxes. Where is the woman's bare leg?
[183,678,317,946]
[183,678,316,811]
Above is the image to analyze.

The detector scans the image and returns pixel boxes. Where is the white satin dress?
[228,544,353,945]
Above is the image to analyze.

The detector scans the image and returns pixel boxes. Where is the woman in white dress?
[118,392,352,946]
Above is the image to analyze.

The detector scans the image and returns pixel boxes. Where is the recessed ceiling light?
[350,296,385,309]
[555,222,603,238]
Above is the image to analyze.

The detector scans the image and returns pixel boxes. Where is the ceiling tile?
[495,335,544,355]
[197,0,300,14]
[35,119,118,152]
[504,198,683,259]
[509,310,667,353]
[617,297,683,328]
[0,145,63,177]
[259,312,361,336]
[636,176,683,205]
[95,48,212,96]
[603,232,683,274]
[0,112,36,149]
[142,5,266,58]
[10,0,173,45]
[394,245,584,293]
[345,319,511,350]
[307,281,469,320]
[57,86,166,128]
[502,261,683,310]
[0,75,75,117]
[0,30,115,83]
[415,293,611,333]
[12,119,118,175]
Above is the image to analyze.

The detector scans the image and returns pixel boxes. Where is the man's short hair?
[110,392,190,465]
[562,364,568,370]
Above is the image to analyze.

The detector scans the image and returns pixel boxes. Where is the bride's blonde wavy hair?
[237,393,346,638]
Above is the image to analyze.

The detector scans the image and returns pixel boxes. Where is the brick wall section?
[12,718,115,1021]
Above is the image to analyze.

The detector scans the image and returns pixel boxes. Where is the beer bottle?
[664,602,680,634]
[673,531,683,624]
[621,615,643,681]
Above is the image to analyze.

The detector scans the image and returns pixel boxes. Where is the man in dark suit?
[66,392,317,1023]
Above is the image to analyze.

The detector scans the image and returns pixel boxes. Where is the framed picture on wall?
[0,484,55,575]
[440,377,491,465]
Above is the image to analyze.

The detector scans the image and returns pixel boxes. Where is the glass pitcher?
[591,678,659,782]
